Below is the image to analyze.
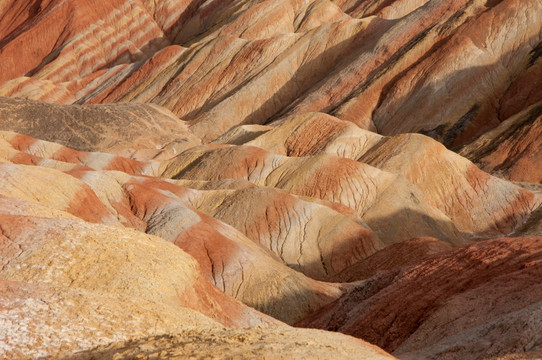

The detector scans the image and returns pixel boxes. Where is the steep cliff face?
[1,0,542,359]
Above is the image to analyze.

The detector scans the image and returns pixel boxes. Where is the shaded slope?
[367,0,542,146]
[66,328,396,360]
[298,237,542,359]
[0,97,199,160]
[359,133,542,237]
[328,237,453,282]
[459,100,542,183]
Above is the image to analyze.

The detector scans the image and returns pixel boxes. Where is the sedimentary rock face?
[298,237,542,360]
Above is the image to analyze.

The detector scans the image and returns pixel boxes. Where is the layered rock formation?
[0,200,278,358]
[160,144,468,244]
[0,211,276,329]
[358,133,541,237]
[2,0,541,144]
[1,0,542,359]
[298,237,542,359]
[328,237,453,282]
[0,142,348,324]
[459,100,542,183]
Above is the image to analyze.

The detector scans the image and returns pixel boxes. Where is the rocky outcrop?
[0,279,220,359]
[0,212,276,329]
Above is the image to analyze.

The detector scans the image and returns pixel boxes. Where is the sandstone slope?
[358,133,542,237]
[459,100,542,183]
[298,237,542,360]
[160,143,466,245]
[1,0,541,147]
[65,329,396,360]
[328,237,453,282]
[1,0,542,359]
[0,196,283,358]
[0,206,393,360]
[0,212,275,329]
[0,97,200,160]
[0,279,219,359]
[0,135,354,323]
[226,117,542,238]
